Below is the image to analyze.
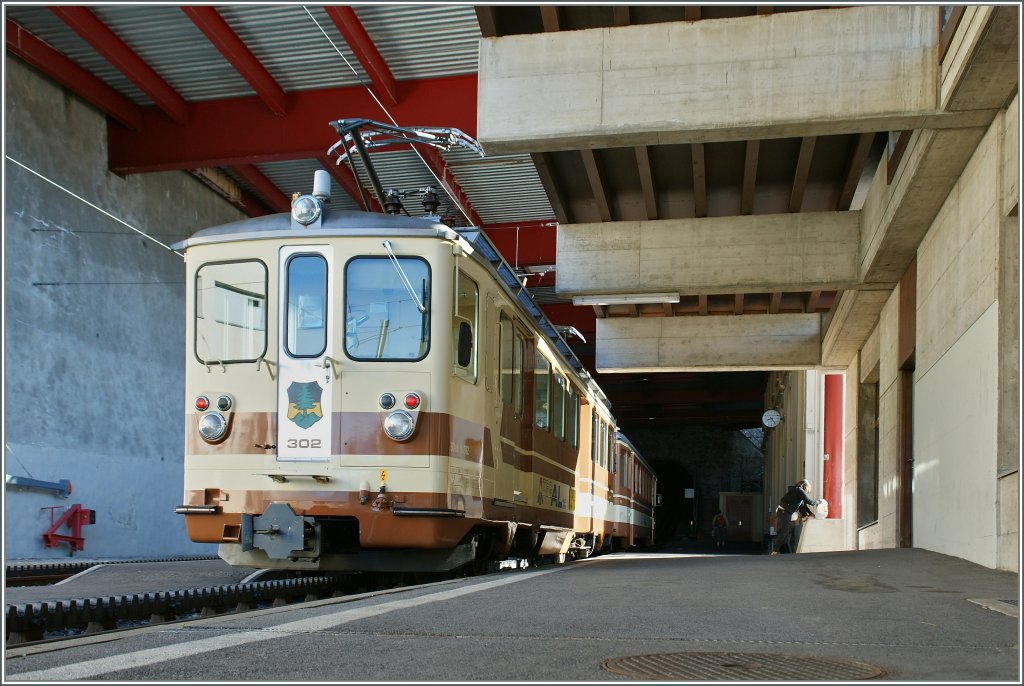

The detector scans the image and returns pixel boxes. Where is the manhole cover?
[602,652,886,680]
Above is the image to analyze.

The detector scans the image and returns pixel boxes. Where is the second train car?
[174,169,656,573]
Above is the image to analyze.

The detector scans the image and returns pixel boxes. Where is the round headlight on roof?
[198,411,227,442]
[291,195,322,225]
[383,410,415,441]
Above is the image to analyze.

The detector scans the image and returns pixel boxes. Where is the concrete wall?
[845,96,1019,571]
[4,57,243,560]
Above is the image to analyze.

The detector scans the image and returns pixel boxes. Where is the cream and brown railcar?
[174,176,653,573]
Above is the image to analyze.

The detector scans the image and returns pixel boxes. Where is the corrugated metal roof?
[4,4,555,228]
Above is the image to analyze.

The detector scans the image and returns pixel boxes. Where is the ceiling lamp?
[572,293,680,306]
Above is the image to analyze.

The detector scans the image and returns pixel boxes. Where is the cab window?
[195,260,267,364]
[453,270,478,383]
[345,256,430,361]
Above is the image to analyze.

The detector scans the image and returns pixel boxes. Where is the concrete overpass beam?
[596,314,820,373]
[479,6,947,153]
[556,212,860,296]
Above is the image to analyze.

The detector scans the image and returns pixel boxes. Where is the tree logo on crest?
[286,381,323,429]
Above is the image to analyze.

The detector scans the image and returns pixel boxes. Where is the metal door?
[277,246,335,461]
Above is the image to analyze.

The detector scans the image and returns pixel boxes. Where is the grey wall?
[4,57,244,560]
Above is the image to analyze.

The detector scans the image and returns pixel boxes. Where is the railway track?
[4,557,533,647]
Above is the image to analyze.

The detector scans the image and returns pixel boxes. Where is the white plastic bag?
[814,499,829,519]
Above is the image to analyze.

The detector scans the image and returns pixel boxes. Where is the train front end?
[175,179,481,572]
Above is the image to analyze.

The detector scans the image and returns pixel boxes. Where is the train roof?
[615,431,656,475]
[173,206,613,414]
[172,208,453,250]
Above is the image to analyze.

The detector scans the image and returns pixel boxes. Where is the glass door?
[277,246,335,461]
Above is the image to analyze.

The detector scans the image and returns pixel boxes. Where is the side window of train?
[513,329,525,416]
[590,412,598,462]
[452,270,478,383]
[195,260,267,364]
[567,386,579,448]
[552,373,566,441]
[499,313,513,405]
[599,421,606,467]
[534,352,550,430]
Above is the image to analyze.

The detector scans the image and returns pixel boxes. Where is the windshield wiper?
[382,240,426,313]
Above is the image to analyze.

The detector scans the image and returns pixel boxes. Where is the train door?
[277,246,335,461]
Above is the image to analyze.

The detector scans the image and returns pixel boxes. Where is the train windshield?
[194,260,267,364]
[345,256,430,360]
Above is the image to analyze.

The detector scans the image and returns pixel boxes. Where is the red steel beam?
[323,6,400,106]
[50,7,190,126]
[482,221,558,267]
[5,19,142,131]
[229,164,292,213]
[108,74,477,174]
[181,6,288,117]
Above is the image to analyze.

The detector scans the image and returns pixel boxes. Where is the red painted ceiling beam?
[108,73,477,174]
[323,6,400,107]
[5,19,142,131]
[49,7,190,126]
[229,164,292,213]
[483,222,558,267]
[181,6,288,117]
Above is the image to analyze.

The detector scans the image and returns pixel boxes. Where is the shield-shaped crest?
[286,381,324,429]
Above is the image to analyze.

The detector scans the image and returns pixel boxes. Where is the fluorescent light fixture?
[525,264,556,274]
[572,292,680,306]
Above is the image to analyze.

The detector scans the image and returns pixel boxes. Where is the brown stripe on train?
[186,411,577,487]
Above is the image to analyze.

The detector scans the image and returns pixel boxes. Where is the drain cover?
[602,652,886,681]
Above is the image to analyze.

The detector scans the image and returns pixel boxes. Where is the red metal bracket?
[41,504,96,552]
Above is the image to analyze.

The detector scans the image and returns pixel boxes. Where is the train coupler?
[241,503,321,560]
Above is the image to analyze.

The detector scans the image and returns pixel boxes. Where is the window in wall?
[552,373,566,440]
[857,377,880,529]
[452,270,478,383]
[535,352,551,430]
[345,256,430,361]
[499,313,513,405]
[514,331,525,416]
[195,260,267,364]
[286,255,327,358]
[567,386,579,448]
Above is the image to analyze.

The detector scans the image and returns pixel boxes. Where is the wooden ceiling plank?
[635,145,658,219]
[806,290,822,312]
[837,131,876,210]
[613,7,631,26]
[592,304,607,319]
[769,291,782,314]
[662,302,675,317]
[788,136,817,212]
[540,6,561,32]
[684,7,702,21]
[530,153,570,224]
[581,149,613,222]
[741,139,760,215]
[474,6,499,38]
[734,293,745,315]
[698,294,708,316]
[691,143,707,218]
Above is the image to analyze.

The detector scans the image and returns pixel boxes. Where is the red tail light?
[195,396,209,411]
[404,393,420,409]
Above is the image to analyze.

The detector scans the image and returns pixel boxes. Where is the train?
[174,122,656,573]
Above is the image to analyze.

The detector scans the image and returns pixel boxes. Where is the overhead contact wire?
[6,156,184,258]
[302,6,475,226]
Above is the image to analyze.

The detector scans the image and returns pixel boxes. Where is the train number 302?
[286,439,322,449]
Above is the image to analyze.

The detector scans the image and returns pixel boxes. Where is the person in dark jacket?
[772,480,821,554]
